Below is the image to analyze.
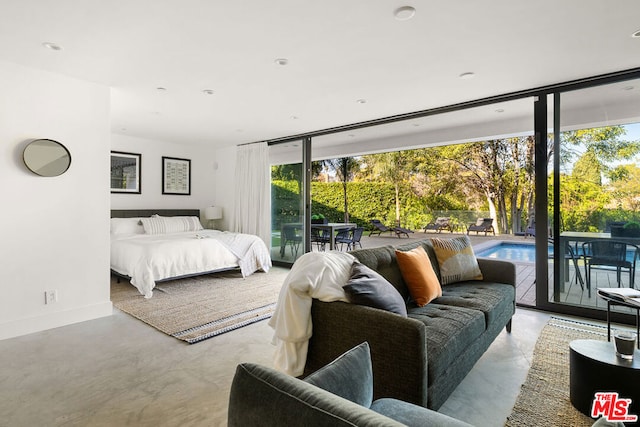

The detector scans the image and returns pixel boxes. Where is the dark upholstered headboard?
[110,209,200,218]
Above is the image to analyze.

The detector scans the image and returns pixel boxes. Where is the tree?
[609,164,640,211]
[316,157,361,222]
[358,151,415,226]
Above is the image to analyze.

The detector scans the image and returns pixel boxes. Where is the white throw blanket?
[269,251,355,377]
[209,231,272,277]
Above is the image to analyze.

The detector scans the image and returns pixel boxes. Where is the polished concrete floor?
[0,305,556,427]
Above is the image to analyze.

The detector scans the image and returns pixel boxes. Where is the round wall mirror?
[23,139,71,177]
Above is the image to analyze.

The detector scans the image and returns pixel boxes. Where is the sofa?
[303,237,516,410]
[228,342,472,427]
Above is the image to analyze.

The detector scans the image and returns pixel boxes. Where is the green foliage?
[271,124,639,236]
[272,180,468,231]
[624,221,640,230]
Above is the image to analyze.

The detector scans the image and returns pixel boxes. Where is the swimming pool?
[475,241,636,263]
[475,243,541,262]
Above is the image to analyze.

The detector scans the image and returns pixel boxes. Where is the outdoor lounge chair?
[423,217,453,233]
[369,219,414,238]
[467,218,495,235]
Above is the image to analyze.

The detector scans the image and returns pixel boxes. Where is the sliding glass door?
[545,78,640,317]
[270,140,309,265]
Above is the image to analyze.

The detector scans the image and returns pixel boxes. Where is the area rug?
[111,268,289,343]
[505,317,609,427]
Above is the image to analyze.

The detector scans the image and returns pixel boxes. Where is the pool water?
[475,242,636,263]
[475,243,543,262]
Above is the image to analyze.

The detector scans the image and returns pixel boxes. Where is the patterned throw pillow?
[431,236,483,285]
[395,246,442,306]
[141,216,203,234]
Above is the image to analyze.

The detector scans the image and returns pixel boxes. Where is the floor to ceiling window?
[270,140,307,265]
[544,78,640,320]
[266,68,640,322]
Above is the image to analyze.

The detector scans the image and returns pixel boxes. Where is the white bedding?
[111,230,272,298]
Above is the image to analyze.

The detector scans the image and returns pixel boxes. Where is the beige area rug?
[505,317,610,427]
[111,268,289,343]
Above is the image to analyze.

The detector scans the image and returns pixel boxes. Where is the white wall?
[213,145,238,231]
[111,134,222,227]
[0,60,112,340]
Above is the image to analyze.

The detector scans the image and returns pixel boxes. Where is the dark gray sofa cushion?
[304,341,374,407]
[343,261,408,317]
[436,282,516,327]
[408,304,486,381]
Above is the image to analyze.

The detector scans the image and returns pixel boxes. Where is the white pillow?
[110,217,145,235]
[141,216,203,234]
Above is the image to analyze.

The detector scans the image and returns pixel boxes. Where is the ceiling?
[1,0,639,150]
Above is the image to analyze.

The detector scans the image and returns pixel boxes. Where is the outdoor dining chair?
[282,225,302,258]
[334,227,353,251]
[310,227,330,251]
[581,240,640,290]
[548,238,585,295]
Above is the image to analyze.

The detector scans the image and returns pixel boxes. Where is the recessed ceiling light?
[290,115,299,120]
[622,85,635,91]
[412,123,421,127]
[42,42,62,51]
[156,87,167,92]
[356,99,367,104]
[394,6,416,21]
[202,89,214,95]
[274,58,288,66]
[459,72,475,80]
[632,29,640,38]
[495,108,505,113]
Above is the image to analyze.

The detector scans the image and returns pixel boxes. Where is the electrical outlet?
[45,290,57,304]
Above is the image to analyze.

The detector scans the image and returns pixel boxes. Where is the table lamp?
[204,206,223,229]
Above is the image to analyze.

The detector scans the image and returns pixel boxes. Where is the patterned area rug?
[505,317,610,427]
[111,268,289,343]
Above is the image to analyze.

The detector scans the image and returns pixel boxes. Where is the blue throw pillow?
[343,261,408,316]
[304,342,373,408]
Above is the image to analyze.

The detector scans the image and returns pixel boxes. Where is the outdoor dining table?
[281,222,357,254]
[312,223,357,250]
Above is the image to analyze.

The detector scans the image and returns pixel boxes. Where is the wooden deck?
[514,260,638,316]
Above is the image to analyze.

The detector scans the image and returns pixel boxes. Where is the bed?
[110,209,272,298]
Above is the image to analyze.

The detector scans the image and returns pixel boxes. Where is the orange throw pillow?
[395,246,442,306]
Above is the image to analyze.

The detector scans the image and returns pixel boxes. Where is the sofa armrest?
[477,258,516,287]
[306,300,428,407]
[229,363,407,427]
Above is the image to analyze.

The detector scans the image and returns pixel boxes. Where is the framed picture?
[110,151,141,194]
[162,156,191,195]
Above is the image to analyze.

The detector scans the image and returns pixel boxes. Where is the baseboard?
[0,301,113,341]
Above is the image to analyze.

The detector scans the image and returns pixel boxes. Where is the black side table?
[570,339,640,420]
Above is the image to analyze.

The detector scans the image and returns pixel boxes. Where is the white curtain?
[233,142,271,248]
